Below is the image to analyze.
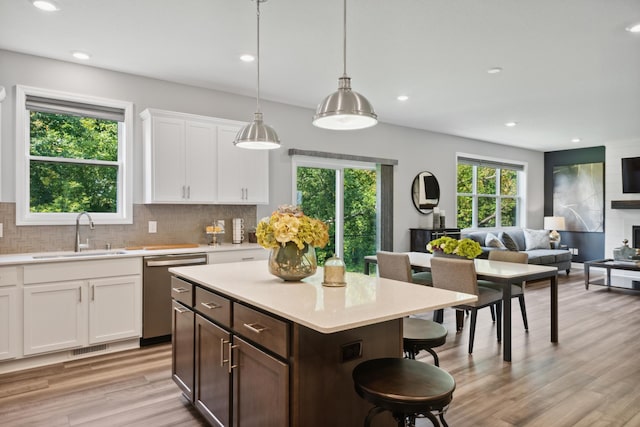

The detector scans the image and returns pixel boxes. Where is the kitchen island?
[169,260,476,427]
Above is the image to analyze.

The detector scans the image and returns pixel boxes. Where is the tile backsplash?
[0,202,257,254]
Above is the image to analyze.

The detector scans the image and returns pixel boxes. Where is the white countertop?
[169,260,477,334]
[0,243,265,266]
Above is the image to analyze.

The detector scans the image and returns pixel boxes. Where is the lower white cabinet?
[23,258,142,356]
[89,276,141,344]
[23,281,88,355]
[207,248,268,264]
[0,287,18,360]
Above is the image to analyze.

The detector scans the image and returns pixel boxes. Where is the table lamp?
[544,216,566,247]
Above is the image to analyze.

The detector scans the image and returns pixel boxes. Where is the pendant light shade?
[234,0,280,150]
[313,0,377,130]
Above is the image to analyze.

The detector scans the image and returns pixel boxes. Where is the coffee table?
[584,259,640,291]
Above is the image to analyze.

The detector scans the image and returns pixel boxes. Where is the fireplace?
[634,226,640,249]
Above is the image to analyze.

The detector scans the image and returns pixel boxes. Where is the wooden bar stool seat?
[403,317,447,365]
[352,358,455,427]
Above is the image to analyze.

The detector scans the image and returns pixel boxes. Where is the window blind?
[457,156,524,172]
[25,95,125,122]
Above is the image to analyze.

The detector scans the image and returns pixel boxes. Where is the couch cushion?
[485,232,506,249]
[525,249,572,265]
[499,231,520,251]
[523,228,551,250]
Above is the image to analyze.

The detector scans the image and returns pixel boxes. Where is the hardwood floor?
[1,268,639,426]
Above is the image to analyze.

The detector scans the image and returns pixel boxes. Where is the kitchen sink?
[32,251,128,260]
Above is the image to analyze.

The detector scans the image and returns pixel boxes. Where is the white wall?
[604,139,640,257]
[0,49,546,251]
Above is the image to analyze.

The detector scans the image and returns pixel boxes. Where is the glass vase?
[268,242,317,281]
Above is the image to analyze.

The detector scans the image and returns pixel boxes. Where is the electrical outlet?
[148,221,157,233]
[340,340,363,363]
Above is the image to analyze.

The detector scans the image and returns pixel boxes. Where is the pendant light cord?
[342,0,347,77]
[256,0,262,113]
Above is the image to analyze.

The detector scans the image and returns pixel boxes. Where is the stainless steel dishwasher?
[141,253,207,345]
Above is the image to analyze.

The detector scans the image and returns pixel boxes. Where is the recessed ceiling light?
[71,51,91,60]
[625,23,640,33]
[571,138,581,143]
[240,54,255,62]
[32,0,59,11]
[504,121,517,127]
[397,95,409,101]
[487,67,503,74]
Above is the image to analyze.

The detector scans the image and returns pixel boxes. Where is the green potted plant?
[426,236,482,259]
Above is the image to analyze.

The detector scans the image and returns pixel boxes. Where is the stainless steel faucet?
[75,211,95,252]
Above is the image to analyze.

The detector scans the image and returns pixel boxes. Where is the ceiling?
[1,0,639,152]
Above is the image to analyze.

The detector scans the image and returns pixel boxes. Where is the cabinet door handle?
[182,185,186,199]
[91,284,95,301]
[172,287,189,293]
[228,342,239,374]
[173,306,188,314]
[220,338,230,367]
[201,301,221,310]
[187,185,191,199]
[243,322,268,334]
[241,257,255,261]
[78,286,82,302]
[245,188,248,200]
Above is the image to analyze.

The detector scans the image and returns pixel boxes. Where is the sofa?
[461,228,572,274]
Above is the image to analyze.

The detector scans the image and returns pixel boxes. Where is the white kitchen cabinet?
[23,258,142,355]
[207,247,269,264]
[89,275,141,344]
[0,287,18,360]
[141,109,219,204]
[23,281,88,355]
[0,266,18,361]
[216,125,270,204]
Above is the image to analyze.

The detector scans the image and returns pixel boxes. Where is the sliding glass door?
[294,157,378,272]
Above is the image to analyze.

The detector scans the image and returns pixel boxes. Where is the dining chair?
[376,251,447,365]
[480,251,529,330]
[430,257,503,354]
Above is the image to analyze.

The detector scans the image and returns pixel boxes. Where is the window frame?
[456,153,527,229]
[15,85,134,225]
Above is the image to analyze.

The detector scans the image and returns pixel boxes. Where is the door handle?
[173,306,189,314]
[172,287,189,293]
[201,301,221,310]
[243,322,268,334]
[228,342,239,374]
[220,338,230,367]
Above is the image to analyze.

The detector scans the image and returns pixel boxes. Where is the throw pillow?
[485,232,506,249]
[499,232,519,251]
[523,228,550,250]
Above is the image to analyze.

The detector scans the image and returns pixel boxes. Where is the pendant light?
[234,0,280,149]
[313,0,377,130]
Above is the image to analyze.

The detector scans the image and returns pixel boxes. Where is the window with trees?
[456,155,525,229]
[16,86,133,225]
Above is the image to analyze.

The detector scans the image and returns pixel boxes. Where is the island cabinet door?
[172,300,195,401]
[232,336,289,427]
[195,314,231,427]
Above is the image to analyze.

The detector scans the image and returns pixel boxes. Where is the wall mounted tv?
[622,156,640,193]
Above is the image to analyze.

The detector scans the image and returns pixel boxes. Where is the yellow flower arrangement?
[256,205,329,250]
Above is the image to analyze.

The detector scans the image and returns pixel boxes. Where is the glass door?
[294,158,378,272]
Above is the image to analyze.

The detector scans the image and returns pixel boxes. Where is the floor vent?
[71,344,108,356]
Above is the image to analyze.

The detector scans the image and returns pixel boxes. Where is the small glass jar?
[323,254,346,287]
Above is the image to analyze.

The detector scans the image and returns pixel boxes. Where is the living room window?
[15,86,133,225]
[456,155,525,229]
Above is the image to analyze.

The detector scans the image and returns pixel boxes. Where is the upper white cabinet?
[141,109,218,203]
[217,125,270,204]
[141,109,269,205]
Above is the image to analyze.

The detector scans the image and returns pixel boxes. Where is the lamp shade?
[543,216,566,231]
[234,112,280,150]
[313,76,377,130]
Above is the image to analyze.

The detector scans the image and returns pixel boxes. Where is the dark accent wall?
[544,146,605,263]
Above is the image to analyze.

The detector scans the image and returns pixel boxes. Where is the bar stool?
[352,358,455,427]
[403,317,447,365]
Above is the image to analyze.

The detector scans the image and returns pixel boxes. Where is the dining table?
[364,252,559,362]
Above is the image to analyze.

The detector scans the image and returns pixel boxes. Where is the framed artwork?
[552,162,604,232]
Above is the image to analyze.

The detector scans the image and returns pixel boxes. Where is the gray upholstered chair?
[430,257,503,354]
[480,251,529,330]
[376,251,447,365]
